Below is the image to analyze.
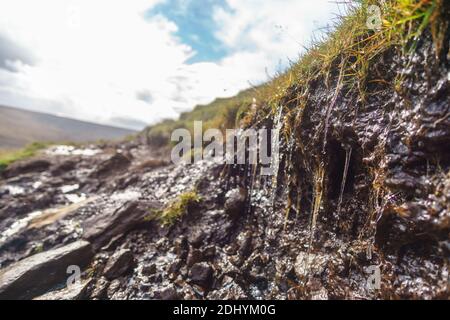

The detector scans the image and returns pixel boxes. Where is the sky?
[0,0,341,130]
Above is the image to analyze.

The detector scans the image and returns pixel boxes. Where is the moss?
[146,191,202,227]
[0,142,51,173]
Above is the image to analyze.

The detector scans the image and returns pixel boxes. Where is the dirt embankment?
[0,21,449,300]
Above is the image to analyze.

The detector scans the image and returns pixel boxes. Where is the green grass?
[145,90,255,146]
[143,0,446,147]
[0,142,51,173]
[145,190,202,227]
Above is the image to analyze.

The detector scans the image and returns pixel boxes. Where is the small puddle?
[46,145,101,157]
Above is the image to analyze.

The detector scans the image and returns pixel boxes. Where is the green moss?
[146,191,202,227]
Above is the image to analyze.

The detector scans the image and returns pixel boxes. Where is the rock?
[3,159,51,178]
[90,277,109,299]
[103,249,135,280]
[208,276,248,299]
[187,228,206,248]
[89,153,130,178]
[51,160,77,176]
[294,252,329,279]
[0,240,93,299]
[83,200,162,250]
[34,278,92,300]
[173,236,188,259]
[186,248,202,267]
[224,188,247,218]
[189,262,213,288]
[201,245,216,260]
[157,284,180,300]
[141,263,157,276]
[107,279,122,299]
[237,231,253,258]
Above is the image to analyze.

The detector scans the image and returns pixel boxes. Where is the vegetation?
[146,190,202,227]
[0,142,50,173]
[144,0,446,147]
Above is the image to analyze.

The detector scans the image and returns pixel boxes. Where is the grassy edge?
[144,0,446,147]
[0,142,51,173]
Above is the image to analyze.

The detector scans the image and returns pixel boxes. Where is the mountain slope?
[0,105,136,149]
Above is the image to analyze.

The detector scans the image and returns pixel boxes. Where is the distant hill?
[0,105,136,149]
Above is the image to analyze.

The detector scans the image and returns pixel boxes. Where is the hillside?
[0,105,135,149]
[0,0,448,300]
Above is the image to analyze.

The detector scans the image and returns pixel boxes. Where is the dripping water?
[336,146,352,216]
[308,164,325,249]
[270,106,283,208]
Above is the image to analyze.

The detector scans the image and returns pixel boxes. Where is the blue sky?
[0,0,341,129]
[148,0,230,63]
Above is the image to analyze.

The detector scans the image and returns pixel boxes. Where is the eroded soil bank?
[0,29,449,299]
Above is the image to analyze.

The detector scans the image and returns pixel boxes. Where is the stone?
[34,278,92,300]
[3,159,51,178]
[186,248,202,267]
[294,252,329,279]
[158,284,180,300]
[89,153,130,178]
[201,246,216,260]
[103,249,135,280]
[50,159,77,176]
[90,277,109,299]
[0,240,93,299]
[189,262,213,288]
[83,200,162,250]
[224,188,247,218]
[107,279,122,299]
[141,263,157,276]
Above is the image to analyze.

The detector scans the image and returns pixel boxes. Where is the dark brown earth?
[0,31,448,300]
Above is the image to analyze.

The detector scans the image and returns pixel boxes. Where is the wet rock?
[294,252,329,279]
[107,279,122,299]
[186,248,202,267]
[141,263,157,276]
[187,229,206,248]
[51,159,77,176]
[103,249,135,280]
[34,278,92,300]
[167,259,183,278]
[173,236,188,260]
[2,159,51,178]
[90,277,109,299]
[89,153,130,178]
[189,262,213,288]
[208,276,248,299]
[83,200,162,250]
[224,188,247,218]
[0,240,93,299]
[201,246,216,260]
[157,284,180,300]
[237,231,253,258]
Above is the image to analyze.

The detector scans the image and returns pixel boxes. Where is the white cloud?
[0,0,339,130]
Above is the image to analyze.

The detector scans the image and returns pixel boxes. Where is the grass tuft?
[146,190,202,227]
